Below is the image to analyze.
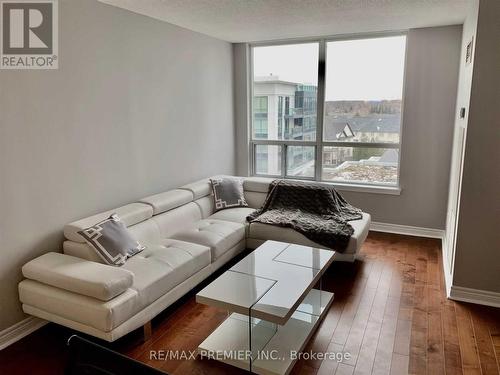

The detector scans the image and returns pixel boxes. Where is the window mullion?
[281,144,287,178]
[315,40,326,181]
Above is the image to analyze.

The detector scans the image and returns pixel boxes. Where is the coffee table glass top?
[273,243,333,269]
[196,241,335,325]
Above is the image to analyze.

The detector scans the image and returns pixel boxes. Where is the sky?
[253,36,406,101]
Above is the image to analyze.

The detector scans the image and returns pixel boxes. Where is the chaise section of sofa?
[19,175,371,342]
[240,177,371,261]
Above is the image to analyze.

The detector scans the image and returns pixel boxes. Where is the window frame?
[248,32,408,194]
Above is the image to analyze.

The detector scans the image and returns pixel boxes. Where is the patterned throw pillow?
[210,177,248,211]
[78,214,145,266]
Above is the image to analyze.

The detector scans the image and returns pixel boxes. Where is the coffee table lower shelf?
[198,289,334,375]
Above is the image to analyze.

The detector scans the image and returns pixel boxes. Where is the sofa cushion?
[170,219,245,261]
[153,202,202,238]
[347,213,372,252]
[127,219,162,245]
[78,214,145,266]
[194,196,215,218]
[243,177,273,193]
[19,279,139,332]
[22,252,134,301]
[244,191,267,209]
[138,189,193,215]
[248,213,371,254]
[64,203,153,243]
[63,241,104,263]
[180,178,212,200]
[122,240,210,307]
[209,207,256,225]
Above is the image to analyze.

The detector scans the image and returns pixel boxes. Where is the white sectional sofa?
[18,176,371,342]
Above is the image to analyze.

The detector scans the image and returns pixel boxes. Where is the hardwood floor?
[1,232,499,375]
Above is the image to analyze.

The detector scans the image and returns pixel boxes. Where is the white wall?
[451,0,500,294]
[0,0,235,331]
[235,25,462,229]
[443,0,479,287]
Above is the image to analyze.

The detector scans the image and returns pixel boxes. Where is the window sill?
[324,182,402,195]
[251,174,402,195]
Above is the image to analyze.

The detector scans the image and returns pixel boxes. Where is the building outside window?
[250,35,406,187]
[253,96,268,139]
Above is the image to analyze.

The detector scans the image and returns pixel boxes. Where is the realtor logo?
[1,0,58,69]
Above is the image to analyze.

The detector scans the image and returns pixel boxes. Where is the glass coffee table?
[196,240,335,375]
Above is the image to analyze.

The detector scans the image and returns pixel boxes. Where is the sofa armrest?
[22,252,134,301]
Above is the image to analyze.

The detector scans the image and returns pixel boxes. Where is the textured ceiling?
[98,0,470,42]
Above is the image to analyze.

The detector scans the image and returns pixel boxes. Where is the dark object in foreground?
[247,179,362,252]
[66,335,167,375]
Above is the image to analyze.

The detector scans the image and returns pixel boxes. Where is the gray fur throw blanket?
[247,179,363,252]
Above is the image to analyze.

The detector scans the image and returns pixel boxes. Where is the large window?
[250,35,406,188]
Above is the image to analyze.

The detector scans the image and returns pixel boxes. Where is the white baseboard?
[0,317,46,351]
[441,231,499,308]
[370,221,445,239]
[449,286,500,308]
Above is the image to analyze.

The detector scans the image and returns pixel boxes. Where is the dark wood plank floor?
[1,232,499,375]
